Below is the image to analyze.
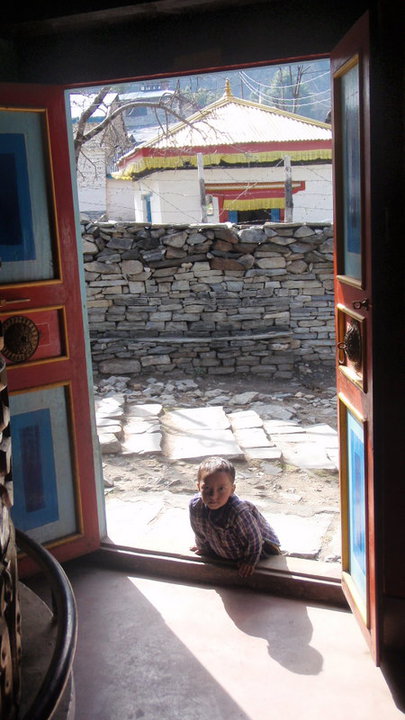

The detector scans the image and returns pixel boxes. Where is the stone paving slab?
[122,431,162,455]
[228,410,263,429]
[163,429,244,461]
[162,406,230,433]
[97,399,338,472]
[303,424,339,448]
[95,393,124,408]
[99,433,122,454]
[264,511,334,559]
[106,497,195,553]
[96,416,123,428]
[97,422,122,434]
[303,423,338,436]
[125,418,160,434]
[126,403,163,418]
[270,432,318,444]
[106,497,174,548]
[275,442,338,470]
[95,403,125,421]
[233,426,272,449]
[262,420,339,471]
[245,446,282,460]
[263,420,306,435]
[245,447,282,461]
[161,406,244,461]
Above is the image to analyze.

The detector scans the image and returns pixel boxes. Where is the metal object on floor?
[16,529,77,720]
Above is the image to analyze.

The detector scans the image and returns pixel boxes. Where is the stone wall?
[82,220,335,378]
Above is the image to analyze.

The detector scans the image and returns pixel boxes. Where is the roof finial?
[224,78,232,99]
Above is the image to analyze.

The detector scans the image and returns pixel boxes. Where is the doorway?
[3,0,402,675]
[66,59,340,576]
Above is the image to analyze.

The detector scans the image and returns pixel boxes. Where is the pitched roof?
[116,80,332,178]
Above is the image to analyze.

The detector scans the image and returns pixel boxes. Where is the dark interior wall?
[3,0,369,85]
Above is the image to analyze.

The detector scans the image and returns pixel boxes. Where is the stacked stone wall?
[82,220,335,378]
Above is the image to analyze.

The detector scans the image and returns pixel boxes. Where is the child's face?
[198,470,235,510]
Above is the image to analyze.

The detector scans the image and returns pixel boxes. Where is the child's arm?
[189,499,214,555]
[190,530,213,556]
[233,509,265,573]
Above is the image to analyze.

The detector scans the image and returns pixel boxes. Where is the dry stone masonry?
[82,220,335,377]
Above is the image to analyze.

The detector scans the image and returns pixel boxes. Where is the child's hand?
[190,545,204,555]
[238,562,255,578]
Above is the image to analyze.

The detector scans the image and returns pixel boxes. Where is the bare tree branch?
[80,100,198,143]
[74,86,113,164]
[73,87,206,168]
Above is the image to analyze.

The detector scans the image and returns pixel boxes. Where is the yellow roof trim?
[223,197,286,210]
[114,148,332,180]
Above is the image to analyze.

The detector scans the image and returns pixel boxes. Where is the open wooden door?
[331,13,379,661]
[0,83,101,573]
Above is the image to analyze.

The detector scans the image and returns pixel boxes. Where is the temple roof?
[116,81,332,179]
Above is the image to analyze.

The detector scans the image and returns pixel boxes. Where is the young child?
[189,456,281,577]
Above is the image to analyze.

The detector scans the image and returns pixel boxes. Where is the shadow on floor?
[51,561,253,720]
[380,652,405,713]
[25,557,405,719]
[215,586,323,675]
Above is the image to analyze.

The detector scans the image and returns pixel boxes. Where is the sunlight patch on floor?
[126,576,401,720]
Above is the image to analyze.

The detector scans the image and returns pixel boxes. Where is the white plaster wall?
[135,170,209,224]
[132,164,333,224]
[77,186,106,216]
[134,191,144,221]
[76,147,106,216]
[133,180,164,223]
[288,165,333,223]
[106,178,136,220]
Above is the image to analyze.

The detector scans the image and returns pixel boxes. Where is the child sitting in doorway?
[189,456,281,577]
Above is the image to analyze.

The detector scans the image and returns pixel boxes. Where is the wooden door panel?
[0,307,65,364]
[0,109,56,283]
[332,13,378,660]
[0,83,100,572]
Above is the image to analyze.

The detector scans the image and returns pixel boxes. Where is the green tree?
[269,64,310,114]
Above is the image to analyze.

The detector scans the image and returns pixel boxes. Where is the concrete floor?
[40,559,404,720]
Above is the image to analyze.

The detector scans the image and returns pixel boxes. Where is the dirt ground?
[100,364,340,517]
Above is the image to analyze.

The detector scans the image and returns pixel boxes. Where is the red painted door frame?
[0,83,100,573]
[331,13,379,661]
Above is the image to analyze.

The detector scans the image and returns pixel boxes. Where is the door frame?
[0,83,103,573]
[21,11,384,660]
[331,12,379,661]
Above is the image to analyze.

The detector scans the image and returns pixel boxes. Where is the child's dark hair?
[197,456,236,482]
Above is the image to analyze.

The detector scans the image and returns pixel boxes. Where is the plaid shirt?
[189,493,280,567]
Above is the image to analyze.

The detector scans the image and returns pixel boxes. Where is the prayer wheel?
[0,323,21,719]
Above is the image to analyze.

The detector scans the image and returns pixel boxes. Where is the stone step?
[105,494,339,562]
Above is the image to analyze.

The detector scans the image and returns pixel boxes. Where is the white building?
[115,80,333,225]
[69,91,135,220]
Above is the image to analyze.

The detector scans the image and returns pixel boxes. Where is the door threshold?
[84,541,346,608]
